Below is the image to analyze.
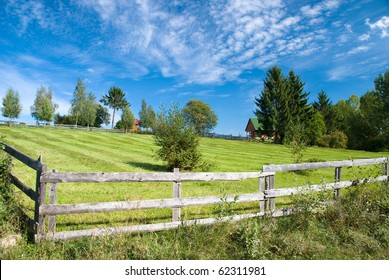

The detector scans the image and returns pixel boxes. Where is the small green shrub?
[318,130,348,149]
[153,103,204,171]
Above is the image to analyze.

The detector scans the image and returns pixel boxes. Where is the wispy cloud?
[366,16,389,38]
[72,0,342,85]
[358,34,370,41]
[347,45,370,55]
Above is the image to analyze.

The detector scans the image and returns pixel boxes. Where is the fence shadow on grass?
[126,161,167,172]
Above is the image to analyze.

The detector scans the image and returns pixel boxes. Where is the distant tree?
[154,103,203,171]
[345,70,389,151]
[100,86,129,129]
[182,99,218,135]
[94,104,111,128]
[286,70,311,124]
[1,88,22,124]
[80,92,97,128]
[54,113,74,125]
[30,86,58,125]
[70,79,87,126]
[139,99,156,131]
[117,105,135,133]
[305,111,326,146]
[313,90,334,133]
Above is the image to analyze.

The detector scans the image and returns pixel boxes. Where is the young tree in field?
[70,78,87,126]
[182,99,218,135]
[80,92,97,128]
[1,88,22,124]
[100,86,129,129]
[30,86,58,125]
[118,105,135,133]
[139,99,156,131]
[94,104,111,128]
[154,103,202,171]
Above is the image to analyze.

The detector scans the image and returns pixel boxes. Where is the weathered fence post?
[269,174,275,213]
[259,176,266,214]
[384,158,388,185]
[334,167,342,200]
[172,168,182,222]
[48,169,58,234]
[34,156,47,241]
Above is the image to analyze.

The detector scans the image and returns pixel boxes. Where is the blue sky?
[0,0,388,135]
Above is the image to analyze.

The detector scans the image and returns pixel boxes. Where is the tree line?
[255,66,389,152]
[1,78,218,135]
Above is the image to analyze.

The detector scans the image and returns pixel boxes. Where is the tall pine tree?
[254,66,288,143]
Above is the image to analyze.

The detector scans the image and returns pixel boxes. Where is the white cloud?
[327,65,351,81]
[5,0,345,86]
[347,45,370,55]
[366,16,389,37]
[300,0,340,18]
[358,34,370,41]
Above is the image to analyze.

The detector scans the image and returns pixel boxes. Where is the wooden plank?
[36,162,47,237]
[172,168,181,222]
[48,170,58,234]
[265,176,388,198]
[262,157,387,172]
[1,142,43,171]
[334,167,342,199]
[269,175,275,212]
[10,174,37,201]
[40,171,275,183]
[259,177,266,213]
[40,193,264,215]
[36,212,267,242]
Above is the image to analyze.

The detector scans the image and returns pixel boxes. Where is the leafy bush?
[153,103,203,171]
[318,130,348,148]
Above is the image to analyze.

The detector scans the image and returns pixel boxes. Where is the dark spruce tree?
[254,66,288,143]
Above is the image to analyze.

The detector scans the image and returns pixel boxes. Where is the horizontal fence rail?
[39,193,264,215]
[1,141,388,242]
[40,171,274,183]
[265,176,389,198]
[262,157,387,172]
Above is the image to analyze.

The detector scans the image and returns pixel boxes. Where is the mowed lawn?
[1,126,387,231]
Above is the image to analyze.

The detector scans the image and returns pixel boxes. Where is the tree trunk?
[111,108,116,129]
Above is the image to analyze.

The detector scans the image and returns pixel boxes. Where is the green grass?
[0,126,388,259]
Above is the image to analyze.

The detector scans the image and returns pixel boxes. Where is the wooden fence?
[1,142,388,242]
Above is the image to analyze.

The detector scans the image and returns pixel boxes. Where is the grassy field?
[1,126,388,259]
[0,126,387,230]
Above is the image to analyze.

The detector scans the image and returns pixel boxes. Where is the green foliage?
[313,90,334,133]
[182,99,218,135]
[1,88,22,122]
[30,86,58,124]
[0,139,20,238]
[255,66,312,144]
[318,131,348,149]
[255,66,288,143]
[285,122,307,163]
[213,194,239,219]
[54,113,75,125]
[305,111,326,146]
[138,99,156,131]
[117,105,135,133]
[100,86,129,129]
[94,104,111,128]
[153,103,203,171]
[70,79,87,126]
[80,92,97,127]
